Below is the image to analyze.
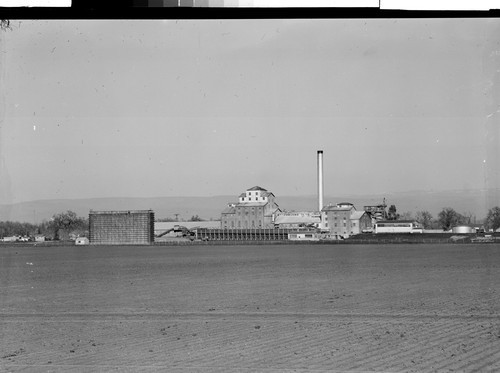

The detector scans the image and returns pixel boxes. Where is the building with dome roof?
[221,186,281,229]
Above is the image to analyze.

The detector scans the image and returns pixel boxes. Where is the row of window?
[376,223,413,227]
[223,220,264,228]
[242,197,267,201]
[325,222,356,228]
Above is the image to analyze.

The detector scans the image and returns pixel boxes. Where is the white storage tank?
[452,225,475,234]
[75,237,89,245]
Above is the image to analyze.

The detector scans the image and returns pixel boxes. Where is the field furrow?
[1,243,500,371]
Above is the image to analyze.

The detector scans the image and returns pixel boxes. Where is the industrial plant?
[85,150,428,245]
[208,150,403,241]
[83,150,499,245]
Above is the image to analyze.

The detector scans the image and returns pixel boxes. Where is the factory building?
[322,203,372,239]
[350,210,373,234]
[221,186,281,229]
[89,210,155,245]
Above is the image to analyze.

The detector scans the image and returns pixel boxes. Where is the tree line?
[0,211,88,240]
[387,205,500,231]
[0,211,206,240]
[1,207,500,239]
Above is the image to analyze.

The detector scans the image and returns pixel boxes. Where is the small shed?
[75,237,89,245]
[34,235,45,242]
[288,231,320,241]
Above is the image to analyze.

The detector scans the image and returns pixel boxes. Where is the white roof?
[235,202,268,207]
[275,215,321,225]
[155,221,220,232]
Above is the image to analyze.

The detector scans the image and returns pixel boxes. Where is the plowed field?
[1,244,500,372]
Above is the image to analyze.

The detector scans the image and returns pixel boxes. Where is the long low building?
[195,228,292,241]
[374,220,423,234]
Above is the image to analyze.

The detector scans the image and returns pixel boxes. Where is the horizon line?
[1,187,497,206]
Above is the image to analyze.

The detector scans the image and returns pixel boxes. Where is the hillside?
[0,189,497,223]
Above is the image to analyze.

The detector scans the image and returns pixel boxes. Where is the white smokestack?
[317,150,324,213]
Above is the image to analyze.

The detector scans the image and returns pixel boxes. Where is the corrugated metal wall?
[89,210,155,245]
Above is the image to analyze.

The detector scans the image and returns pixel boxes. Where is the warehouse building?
[322,202,372,239]
[195,228,290,241]
[221,186,281,229]
[89,210,155,245]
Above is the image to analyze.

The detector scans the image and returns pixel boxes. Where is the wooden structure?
[89,210,155,245]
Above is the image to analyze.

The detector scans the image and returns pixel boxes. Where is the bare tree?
[437,208,465,231]
[51,211,87,240]
[485,206,500,231]
[415,211,434,229]
[399,211,413,220]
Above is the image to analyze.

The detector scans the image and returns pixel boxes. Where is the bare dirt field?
[1,243,500,372]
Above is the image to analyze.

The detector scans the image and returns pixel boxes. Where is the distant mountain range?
[1,189,498,223]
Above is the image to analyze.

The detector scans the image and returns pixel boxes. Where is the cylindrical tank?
[452,225,475,234]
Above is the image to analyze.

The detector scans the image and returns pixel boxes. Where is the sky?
[0,19,499,205]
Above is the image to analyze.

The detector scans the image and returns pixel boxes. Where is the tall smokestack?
[317,150,324,213]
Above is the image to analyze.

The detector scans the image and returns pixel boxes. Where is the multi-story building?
[350,210,373,235]
[221,186,281,229]
[322,202,372,238]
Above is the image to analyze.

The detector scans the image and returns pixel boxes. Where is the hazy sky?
[0,19,499,204]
